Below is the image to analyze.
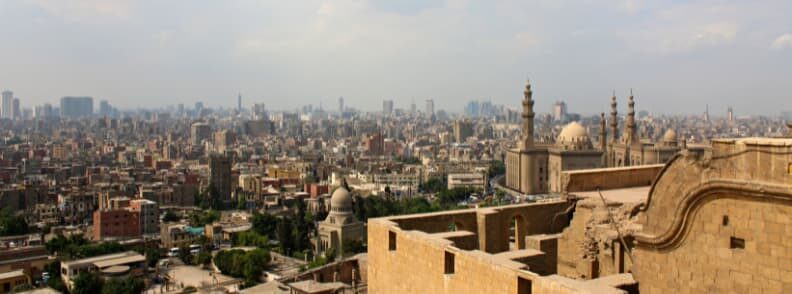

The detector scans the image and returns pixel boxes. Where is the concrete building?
[553,101,567,122]
[447,173,487,190]
[0,270,29,293]
[190,123,211,146]
[453,119,474,143]
[367,135,792,294]
[209,153,233,204]
[60,251,146,290]
[425,99,434,117]
[382,100,394,115]
[1,91,12,119]
[316,182,365,258]
[59,96,93,119]
[129,199,159,235]
[93,209,140,240]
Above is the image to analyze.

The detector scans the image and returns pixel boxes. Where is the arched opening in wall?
[510,214,526,250]
[447,221,463,232]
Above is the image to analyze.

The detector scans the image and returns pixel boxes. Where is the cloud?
[23,0,132,23]
[771,33,792,50]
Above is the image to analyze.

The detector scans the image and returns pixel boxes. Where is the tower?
[727,107,734,122]
[609,92,618,144]
[600,112,607,166]
[520,80,535,150]
[339,96,344,113]
[237,93,242,113]
[624,89,637,146]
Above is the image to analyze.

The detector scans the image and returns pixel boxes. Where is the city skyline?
[0,0,790,115]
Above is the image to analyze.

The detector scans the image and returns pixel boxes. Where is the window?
[517,277,532,294]
[444,251,455,274]
[722,215,729,226]
[388,231,397,251]
[730,237,745,250]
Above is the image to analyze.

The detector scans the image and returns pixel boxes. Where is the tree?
[134,246,160,268]
[71,272,104,294]
[162,211,181,222]
[194,252,212,267]
[0,209,29,236]
[276,218,294,256]
[188,210,219,227]
[44,261,67,292]
[251,212,278,238]
[101,277,144,294]
[342,239,366,255]
[488,160,506,177]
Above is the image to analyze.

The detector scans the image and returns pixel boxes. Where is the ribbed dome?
[556,122,592,150]
[662,129,677,142]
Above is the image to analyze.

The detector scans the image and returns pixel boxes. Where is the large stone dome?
[662,129,677,142]
[556,122,592,150]
[330,185,353,211]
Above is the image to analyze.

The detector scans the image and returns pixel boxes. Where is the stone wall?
[633,138,792,293]
[635,197,791,293]
[367,201,603,293]
[561,165,663,193]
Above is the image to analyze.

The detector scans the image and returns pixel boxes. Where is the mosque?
[505,81,689,194]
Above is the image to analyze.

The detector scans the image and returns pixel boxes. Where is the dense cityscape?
[2,1,792,294]
[0,85,790,293]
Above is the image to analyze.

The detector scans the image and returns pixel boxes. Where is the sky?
[0,0,791,116]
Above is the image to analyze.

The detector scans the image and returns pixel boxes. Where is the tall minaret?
[599,113,607,151]
[624,89,637,145]
[609,92,618,144]
[520,80,535,150]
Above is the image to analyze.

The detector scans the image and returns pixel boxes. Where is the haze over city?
[1,0,791,115]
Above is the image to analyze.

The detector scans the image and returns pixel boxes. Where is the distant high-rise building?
[1,90,12,119]
[553,101,567,122]
[237,93,242,112]
[410,99,416,114]
[12,98,20,120]
[60,96,93,119]
[195,102,204,113]
[99,100,112,117]
[704,104,710,122]
[465,100,480,117]
[35,103,54,119]
[727,107,734,122]
[339,96,344,113]
[425,99,435,116]
[382,100,394,115]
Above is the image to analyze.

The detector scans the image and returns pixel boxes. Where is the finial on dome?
[342,177,350,190]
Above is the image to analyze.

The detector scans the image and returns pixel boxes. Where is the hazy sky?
[1,0,791,115]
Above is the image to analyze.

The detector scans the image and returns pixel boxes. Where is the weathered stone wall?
[561,165,663,193]
[368,201,587,293]
[633,138,792,293]
[634,197,791,293]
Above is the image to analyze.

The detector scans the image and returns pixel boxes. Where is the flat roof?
[570,186,651,204]
[288,280,348,293]
[0,269,26,280]
[62,251,144,267]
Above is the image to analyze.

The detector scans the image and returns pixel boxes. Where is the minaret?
[600,112,608,166]
[624,89,637,145]
[609,92,618,144]
[520,80,535,150]
[599,113,607,151]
